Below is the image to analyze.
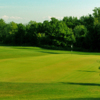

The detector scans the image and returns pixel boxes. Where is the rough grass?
[0,46,100,100]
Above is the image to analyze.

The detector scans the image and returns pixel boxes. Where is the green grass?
[0,46,100,100]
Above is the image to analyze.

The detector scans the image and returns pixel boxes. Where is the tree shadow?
[61,82,100,86]
[51,98,100,100]
[1,82,100,100]
[1,46,100,55]
[69,98,100,100]
[11,47,61,54]
[77,70,97,73]
[38,51,60,54]
[13,47,100,55]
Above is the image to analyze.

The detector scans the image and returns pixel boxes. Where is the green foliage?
[45,19,75,47]
[74,25,88,49]
[86,23,100,51]
[1,7,100,51]
[14,23,26,45]
[93,7,100,23]
[0,19,6,43]
[63,16,80,29]
[9,21,18,35]
[74,25,87,38]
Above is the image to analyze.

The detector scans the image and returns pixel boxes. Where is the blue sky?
[0,0,100,23]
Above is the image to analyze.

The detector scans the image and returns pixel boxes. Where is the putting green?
[0,46,100,100]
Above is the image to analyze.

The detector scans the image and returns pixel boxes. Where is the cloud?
[0,6,7,8]
[10,16,22,20]
[1,15,22,20]
[43,16,63,21]
[2,15,9,20]
[49,16,63,20]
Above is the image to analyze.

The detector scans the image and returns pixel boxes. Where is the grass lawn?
[0,46,100,100]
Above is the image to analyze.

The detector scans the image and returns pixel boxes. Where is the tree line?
[0,7,100,51]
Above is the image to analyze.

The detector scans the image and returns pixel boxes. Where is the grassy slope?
[0,46,100,100]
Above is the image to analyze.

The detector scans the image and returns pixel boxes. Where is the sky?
[0,0,100,23]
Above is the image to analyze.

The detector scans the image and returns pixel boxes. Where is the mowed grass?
[0,46,100,100]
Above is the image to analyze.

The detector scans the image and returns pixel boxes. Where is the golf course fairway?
[0,46,100,100]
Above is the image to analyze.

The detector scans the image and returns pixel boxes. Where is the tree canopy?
[0,7,100,51]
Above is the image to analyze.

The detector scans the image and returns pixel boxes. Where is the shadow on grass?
[10,46,61,54]
[15,47,67,54]
[1,82,100,99]
[69,98,100,100]
[77,70,97,73]
[38,51,60,54]
[0,46,100,55]
[12,47,100,55]
[51,98,100,100]
[61,82,100,86]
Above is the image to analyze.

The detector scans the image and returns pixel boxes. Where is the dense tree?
[80,15,94,29]
[74,25,87,49]
[85,23,100,51]
[0,7,100,51]
[14,23,26,45]
[93,24,100,50]
[74,25,87,38]
[42,20,50,34]
[93,7,100,24]
[0,19,7,43]
[26,21,41,46]
[7,22,18,44]
[46,19,75,47]
[63,16,80,29]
